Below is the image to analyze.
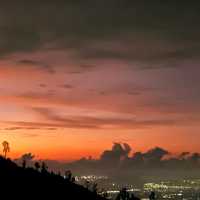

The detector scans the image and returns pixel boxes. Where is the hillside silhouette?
[0,156,106,200]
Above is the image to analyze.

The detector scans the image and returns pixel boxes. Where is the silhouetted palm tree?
[2,141,10,158]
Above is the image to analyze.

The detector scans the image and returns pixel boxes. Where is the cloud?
[0,104,183,131]
[3,120,99,130]
[3,126,56,131]
[4,127,26,131]
[57,84,74,89]
[39,83,47,88]
[179,152,190,159]
[142,147,169,162]
[17,59,56,74]
[100,143,131,166]
[0,1,199,69]
[31,107,182,130]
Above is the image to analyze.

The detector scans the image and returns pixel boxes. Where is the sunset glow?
[0,2,200,161]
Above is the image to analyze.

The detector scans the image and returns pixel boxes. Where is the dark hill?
[0,156,106,199]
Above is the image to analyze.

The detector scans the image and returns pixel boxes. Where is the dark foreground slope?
[0,156,106,200]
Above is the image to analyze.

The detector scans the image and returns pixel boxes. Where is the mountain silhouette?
[0,156,106,200]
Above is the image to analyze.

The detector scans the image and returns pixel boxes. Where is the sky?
[0,1,200,161]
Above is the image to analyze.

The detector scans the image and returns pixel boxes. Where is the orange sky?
[0,50,199,161]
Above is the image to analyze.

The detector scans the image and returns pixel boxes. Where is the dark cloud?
[179,152,190,159]
[94,85,155,97]
[57,84,74,89]
[4,127,25,131]
[17,59,56,74]
[0,1,199,69]
[142,147,169,163]
[39,83,47,88]
[100,143,131,166]
[4,126,56,131]
[31,107,182,130]
[4,120,99,130]
[66,144,181,171]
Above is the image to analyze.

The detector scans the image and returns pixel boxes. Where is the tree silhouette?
[21,153,35,168]
[41,162,48,174]
[34,162,40,171]
[2,141,10,158]
[65,170,75,183]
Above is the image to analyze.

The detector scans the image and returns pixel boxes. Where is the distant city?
[75,175,200,200]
